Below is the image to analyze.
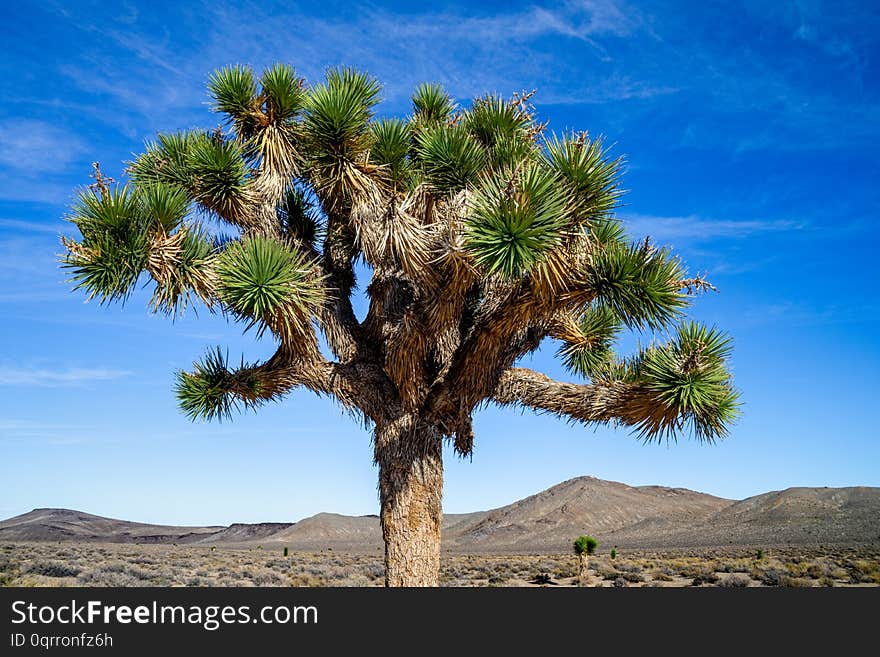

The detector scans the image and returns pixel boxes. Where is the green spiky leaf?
[62,185,149,304]
[546,133,624,225]
[414,123,485,195]
[584,238,687,330]
[208,64,258,134]
[187,137,250,218]
[558,305,622,377]
[139,183,191,232]
[215,235,321,335]
[463,94,538,169]
[465,164,566,278]
[412,83,455,124]
[303,67,381,154]
[369,117,412,187]
[260,63,305,122]
[278,187,323,246]
[129,131,250,224]
[638,322,740,442]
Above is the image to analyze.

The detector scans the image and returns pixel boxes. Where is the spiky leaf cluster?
[278,186,322,246]
[465,164,567,278]
[63,186,148,304]
[412,83,456,124]
[584,238,687,330]
[215,235,321,336]
[547,133,623,225]
[558,305,622,377]
[414,123,485,195]
[302,68,381,207]
[463,94,537,171]
[62,183,214,315]
[175,348,274,421]
[637,322,740,442]
[573,535,598,556]
[369,118,413,188]
[129,132,250,224]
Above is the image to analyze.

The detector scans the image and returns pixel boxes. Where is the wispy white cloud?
[52,0,655,136]
[0,119,86,174]
[0,218,67,234]
[0,366,130,386]
[621,214,806,243]
[39,0,880,160]
[735,299,880,329]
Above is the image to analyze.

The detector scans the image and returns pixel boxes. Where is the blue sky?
[1,0,878,525]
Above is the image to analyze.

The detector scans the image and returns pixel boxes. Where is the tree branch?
[492,367,646,425]
[177,342,395,425]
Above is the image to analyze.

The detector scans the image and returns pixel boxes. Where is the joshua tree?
[60,64,739,586]
[574,535,598,579]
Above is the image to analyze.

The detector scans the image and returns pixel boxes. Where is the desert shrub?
[652,571,673,582]
[756,549,764,560]
[613,576,627,588]
[850,560,880,584]
[610,549,617,560]
[779,576,813,588]
[616,563,643,574]
[24,561,81,578]
[0,566,19,586]
[819,577,835,587]
[289,574,326,586]
[536,559,558,573]
[621,571,644,583]
[130,556,157,565]
[754,568,785,586]
[676,563,703,578]
[803,562,830,579]
[250,569,286,586]
[719,574,751,588]
[718,560,751,573]
[596,563,619,580]
[683,566,719,584]
[364,563,384,580]
[784,561,815,578]
[553,563,577,579]
[531,573,554,585]
[77,564,154,586]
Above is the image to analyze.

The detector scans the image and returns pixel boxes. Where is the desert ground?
[2,542,878,587]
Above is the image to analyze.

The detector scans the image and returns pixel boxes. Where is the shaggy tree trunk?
[578,553,589,581]
[375,416,443,587]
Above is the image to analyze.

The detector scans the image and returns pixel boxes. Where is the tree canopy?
[61,63,740,454]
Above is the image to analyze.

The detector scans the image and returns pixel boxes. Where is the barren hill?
[2,478,877,551]
[613,486,880,549]
[254,513,380,550]
[0,508,221,544]
[443,476,732,551]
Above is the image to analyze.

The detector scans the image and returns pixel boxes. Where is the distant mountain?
[2,478,878,551]
[615,486,880,549]
[443,476,732,551]
[0,508,221,544]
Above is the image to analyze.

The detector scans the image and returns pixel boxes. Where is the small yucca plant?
[574,535,598,581]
